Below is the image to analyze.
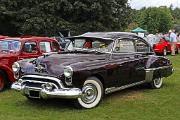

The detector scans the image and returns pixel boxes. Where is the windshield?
[67,38,113,53]
[0,40,21,52]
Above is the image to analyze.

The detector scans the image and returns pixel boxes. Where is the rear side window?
[40,42,51,53]
[23,42,37,53]
[114,39,135,53]
[135,39,149,52]
[52,42,59,52]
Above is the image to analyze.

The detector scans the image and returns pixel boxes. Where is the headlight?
[64,66,73,78]
[12,62,20,73]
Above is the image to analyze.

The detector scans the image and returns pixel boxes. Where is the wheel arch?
[0,65,15,83]
[92,74,105,87]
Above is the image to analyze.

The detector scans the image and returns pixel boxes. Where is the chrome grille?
[20,75,64,89]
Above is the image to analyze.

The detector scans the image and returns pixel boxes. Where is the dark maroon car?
[12,32,173,109]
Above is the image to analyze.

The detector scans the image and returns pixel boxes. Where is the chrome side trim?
[145,66,172,71]
[21,75,64,88]
[145,69,154,82]
[105,81,146,94]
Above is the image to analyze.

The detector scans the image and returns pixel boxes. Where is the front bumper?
[11,75,82,99]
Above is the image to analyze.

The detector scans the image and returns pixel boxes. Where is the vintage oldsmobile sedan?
[11,32,173,109]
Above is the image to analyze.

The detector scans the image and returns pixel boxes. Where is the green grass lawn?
[0,55,180,120]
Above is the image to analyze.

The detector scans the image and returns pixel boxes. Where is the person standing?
[169,29,177,55]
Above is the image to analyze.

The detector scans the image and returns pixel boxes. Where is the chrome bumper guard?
[11,75,82,99]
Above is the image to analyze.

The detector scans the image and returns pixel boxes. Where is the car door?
[110,38,136,86]
[131,38,151,83]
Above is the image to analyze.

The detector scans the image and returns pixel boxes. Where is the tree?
[0,0,131,36]
[138,7,173,34]
[172,8,180,25]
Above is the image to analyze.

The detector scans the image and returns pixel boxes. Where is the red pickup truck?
[0,36,61,91]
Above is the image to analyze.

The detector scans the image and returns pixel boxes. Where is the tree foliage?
[172,7,180,32]
[0,0,131,36]
[132,7,173,34]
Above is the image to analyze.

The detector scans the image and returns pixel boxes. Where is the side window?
[135,39,149,52]
[40,42,51,53]
[52,42,59,52]
[114,39,135,53]
[23,42,37,53]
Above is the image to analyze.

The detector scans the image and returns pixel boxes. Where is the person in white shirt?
[169,29,177,55]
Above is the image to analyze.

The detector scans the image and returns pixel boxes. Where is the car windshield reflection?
[0,39,21,52]
[67,38,113,53]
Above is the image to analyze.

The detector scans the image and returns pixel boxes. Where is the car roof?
[68,32,138,40]
[1,36,54,42]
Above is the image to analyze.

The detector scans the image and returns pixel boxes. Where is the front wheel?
[74,77,104,109]
[149,78,163,89]
[0,70,7,92]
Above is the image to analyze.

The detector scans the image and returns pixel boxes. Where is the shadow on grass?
[20,98,76,110]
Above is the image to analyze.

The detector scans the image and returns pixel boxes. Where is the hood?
[20,52,109,77]
[41,52,109,74]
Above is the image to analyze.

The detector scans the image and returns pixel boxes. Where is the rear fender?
[145,56,173,82]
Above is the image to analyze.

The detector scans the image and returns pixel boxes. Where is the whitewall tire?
[150,78,163,89]
[75,77,103,109]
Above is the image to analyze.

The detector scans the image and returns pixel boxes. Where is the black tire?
[149,78,163,89]
[177,47,180,54]
[162,48,167,56]
[74,77,104,109]
[0,70,8,92]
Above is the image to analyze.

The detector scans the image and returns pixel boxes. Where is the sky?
[128,0,180,9]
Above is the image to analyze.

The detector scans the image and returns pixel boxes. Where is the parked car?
[51,30,71,50]
[149,35,180,56]
[0,36,61,91]
[51,36,69,50]
[11,32,173,109]
[0,35,8,39]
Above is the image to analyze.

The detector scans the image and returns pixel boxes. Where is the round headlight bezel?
[64,66,73,78]
[12,62,20,73]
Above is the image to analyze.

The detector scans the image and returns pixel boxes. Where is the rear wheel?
[74,77,104,109]
[162,48,167,56]
[149,78,163,89]
[0,70,8,92]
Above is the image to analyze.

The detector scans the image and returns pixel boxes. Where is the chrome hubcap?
[81,84,98,104]
[154,78,161,86]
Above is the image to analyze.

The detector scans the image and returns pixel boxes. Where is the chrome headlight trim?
[12,62,20,73]
[64,66,73,78]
